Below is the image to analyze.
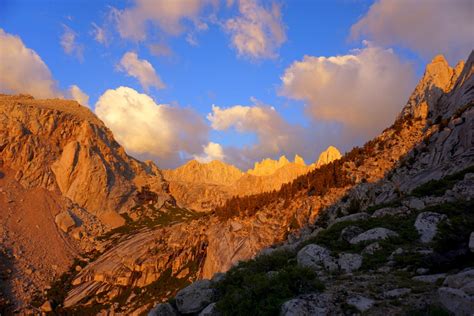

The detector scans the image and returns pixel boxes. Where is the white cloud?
[194,142,225,162]
[60,24,84,61]
[0,29,61,98]
[91,22,109,45]
[111,0,215,41]
[280,44,415,139]
[68,85,89,107]
[117,52,165,91]
[95,86,209,168]
[148,43,173,57]
[225,0,286,59]
[351,0,474,63]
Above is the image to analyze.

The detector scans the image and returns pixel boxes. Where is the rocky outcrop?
[314,146,342,168]
[414,212,447,243]
[247,155,291,176]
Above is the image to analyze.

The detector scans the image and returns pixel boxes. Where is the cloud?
[225,0,286,59]
[148,43,173,57]
[207,101,314,167]
[280,44,415,139]
[351,0,474,63]
[117,52,165,91]
[111,0,215,41]
[91,22,109,45]
[95,86,209,168]
[0,29,61,98]
[194,142,225,162]
[68,85,89,107]
[60,24,84,61]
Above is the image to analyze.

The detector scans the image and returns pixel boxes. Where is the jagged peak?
[316,146,342,167]
[294,154,306,166]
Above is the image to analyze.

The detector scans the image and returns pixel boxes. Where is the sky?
[0,0,473,169]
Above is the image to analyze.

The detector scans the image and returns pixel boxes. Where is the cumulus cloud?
[207,101,315,167]
[91,22,109,45]
[117,52,165,91]
[225,0,286,59]
[148,43,173,57]
[60,25,84,61]
[95,86,209,168]
[0,29,61,98]
[111,0,215,41]
[280,44,415,140]
[351,0,474,63]
[68,85,89,107]
[194,142,225,162]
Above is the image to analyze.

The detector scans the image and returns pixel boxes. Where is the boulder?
[55,211,76,233]
[349,228,399,244]
[414,212,447,243]
[346,296,374,312]
[469,232,474,252]
[406,198,425,210]
[175,280,216,314]
[40,301,53,312]
[384,288,411,298]
[443,269,474,289]
[412,273,446,284]
[199,303,220,316]
[280,294,331,316]
[338,253,363,273]
[334,213,368,224]
[340,226,363,242]
[148,303,179,316]
[362,242,381,255]
[297,244,338,272]
[371,206,409,218]
[438,287,474,315]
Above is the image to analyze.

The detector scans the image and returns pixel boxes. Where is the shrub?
[410,166,474,198]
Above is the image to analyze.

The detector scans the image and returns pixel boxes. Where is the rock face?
[315,146,342,167]
[414,212,447,243]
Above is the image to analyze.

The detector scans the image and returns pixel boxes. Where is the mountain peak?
[294,154,305,166]
[315,146,342,167]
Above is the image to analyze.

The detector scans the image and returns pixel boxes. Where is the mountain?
[163,148,341,212]
[148,52,473,315]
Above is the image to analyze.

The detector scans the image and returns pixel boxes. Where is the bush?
[410,166,474,197]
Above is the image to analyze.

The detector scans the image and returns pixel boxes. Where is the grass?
[213,249,324,316]
[410,165,474,197]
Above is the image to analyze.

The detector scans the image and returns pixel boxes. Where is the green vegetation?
[410,165,474,197]
[213,250,324,316]
[406,305,451,316]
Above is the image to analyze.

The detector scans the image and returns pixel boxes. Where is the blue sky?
[0,0,472,168]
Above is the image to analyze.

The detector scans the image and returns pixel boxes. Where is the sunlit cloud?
[95,86,209,168]
[117,52,165,91]
[68,85,90,107]
[194,142,225,162]
[91,22,109,46]
[60,24,84,61]
[351,0,474,63]
[225,0,286,59]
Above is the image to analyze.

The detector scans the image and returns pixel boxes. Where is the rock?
[462,281,474,295]
[384,288,411,298]
[414,212,447,243]
[362,242,382,255]
[443,269,474,289]
[346,296,374,312]
[349,228,399,244]
[406,198,425,210]
[388,248,404,260]
[334,213,368,224]
[55,211,76,233]
[438,287,474,315]
[315,146,342,167]
[412,273,446,283]
[280,293,332,316]
[40,301,53,312]
[371,206,409,218]
[148,303,179,316]
[297,244,338,272]
[339,226,363,242]
[416,268,429,275]
[175,280,216,314]
[199,303,220,316]
[338,253,363,273]
[469,232,474,252]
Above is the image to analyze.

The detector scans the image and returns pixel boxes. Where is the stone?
[55,211,76,233]
[199,303,220,316]
[334,213,368,224]
[443,269,474,289]
[346,296,374,312]
[349,228,399,244]
[40,301,53,312]
[148,303,179,316]
[384,288,411,298]
[371,206,409,218]
[438,287,474,315]
[412,273,446,283]
[297,244,338,272]
[406,198,425,210]
[340,226,363,242]
[469,232,474,252]
[175,280,216,314]
[338,253,363,273]
[388,248,404,260]
[362,242,382,255]
[414,212,447,243]
[280,293,331,316]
